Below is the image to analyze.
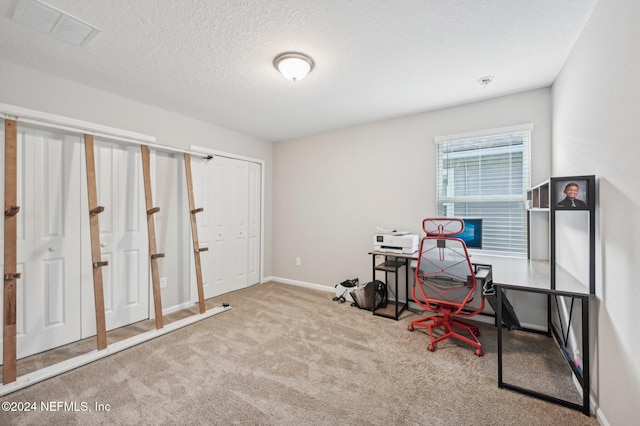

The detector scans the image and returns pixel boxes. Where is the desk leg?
[405,259,409,310]
[371,254,376,314]
[497,287,504,387]
[547,294,553,337]
[496,287,591,416]
[582,297,590,416]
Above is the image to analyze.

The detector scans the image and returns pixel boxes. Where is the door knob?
[48,246,56,252]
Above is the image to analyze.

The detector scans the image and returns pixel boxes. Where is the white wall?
[273,88,551,295]
[0,59,274,289]
[153,151,191,310]
[552,0,640,423]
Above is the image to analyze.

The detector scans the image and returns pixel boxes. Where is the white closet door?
[230,158,249,289]
[1,126,82,359]
[211,156,244,295]
[191,156,214,299]
[189,154,261,299]
[247,161,261,286]
[208,156,260,297]
[82,140,149,334]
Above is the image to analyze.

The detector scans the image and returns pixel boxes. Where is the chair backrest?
[414,218,478,315]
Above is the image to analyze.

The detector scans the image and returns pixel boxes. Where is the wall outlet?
[160,277,167,289]
[295,257,301,267]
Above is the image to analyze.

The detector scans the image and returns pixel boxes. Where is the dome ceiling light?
[273,52,315,82]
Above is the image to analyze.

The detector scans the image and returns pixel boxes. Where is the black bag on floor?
[350,280,386,311]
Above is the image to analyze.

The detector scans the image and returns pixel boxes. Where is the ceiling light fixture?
[273,52,315,82]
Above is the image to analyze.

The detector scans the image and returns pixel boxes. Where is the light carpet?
[0,281,597,425]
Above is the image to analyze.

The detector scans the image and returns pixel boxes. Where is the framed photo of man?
[554,179,589,209]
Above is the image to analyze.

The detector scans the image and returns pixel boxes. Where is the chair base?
[408,312,484,356]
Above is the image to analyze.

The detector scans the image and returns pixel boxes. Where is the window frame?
[434,124,533,258]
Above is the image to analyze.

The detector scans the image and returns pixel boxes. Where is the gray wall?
[272,88,551,293]
[0,60,274,306]
[552,0,640,423]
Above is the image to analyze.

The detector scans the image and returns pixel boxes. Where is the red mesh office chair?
[408,218,485,356]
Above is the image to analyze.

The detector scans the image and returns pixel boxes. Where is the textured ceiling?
[0,0,598,141]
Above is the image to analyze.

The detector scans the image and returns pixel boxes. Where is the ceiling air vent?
[12,0,101,46]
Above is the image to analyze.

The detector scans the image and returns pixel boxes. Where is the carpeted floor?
[0,281,597,425]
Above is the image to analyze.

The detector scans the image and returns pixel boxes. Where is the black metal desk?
[369,251,594,415]
[494,281,593,416]
[447,254,594,416]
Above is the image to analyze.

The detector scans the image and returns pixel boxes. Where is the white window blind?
[435,125,532,257]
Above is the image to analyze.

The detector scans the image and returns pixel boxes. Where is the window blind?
[435,126,531,257]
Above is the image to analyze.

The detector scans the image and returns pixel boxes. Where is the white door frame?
[189,145,265,300]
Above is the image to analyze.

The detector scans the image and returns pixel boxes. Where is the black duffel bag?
[350,280,386,311]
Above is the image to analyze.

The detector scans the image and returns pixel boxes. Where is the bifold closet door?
[190,156,214,299]
[81,139,149,336]
[1,125,82,359]
[199,156,260,298]
[212,156,247,295]
[246,161,261,286]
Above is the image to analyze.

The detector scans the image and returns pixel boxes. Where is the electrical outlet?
[160,277,167,289]
[295,257,301,267]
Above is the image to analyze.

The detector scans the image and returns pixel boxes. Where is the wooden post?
[3,120,20,384]
[140,145,164,329]
[184,153,206,314]
[84,135,108,350]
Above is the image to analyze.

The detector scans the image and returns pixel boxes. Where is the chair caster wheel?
[332,296,339,301]
[475,349,484,357]
[339,296,346,303]
[408,324,415,331]
[428,344,436,352]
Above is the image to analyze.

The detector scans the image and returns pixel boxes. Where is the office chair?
[408,218,485,356]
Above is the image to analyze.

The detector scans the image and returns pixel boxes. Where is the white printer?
[373,232,419,254]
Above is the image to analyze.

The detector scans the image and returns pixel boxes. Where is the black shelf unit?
[370,253,410,320]
[527,175,596,294]
[548,175,596,294]
[510,174,596,415]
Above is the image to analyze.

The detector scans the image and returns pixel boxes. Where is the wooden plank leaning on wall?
[3,120,20,384]
[140,145,164,329]
[184,153,207,314]
[83,134,108,351]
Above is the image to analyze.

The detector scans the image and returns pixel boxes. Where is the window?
[435,125,532,257]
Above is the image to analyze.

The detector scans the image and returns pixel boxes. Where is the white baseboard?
[162,301,195,316]
[595,406,609,426]
[570,373,602,424]
[265,276,335,293]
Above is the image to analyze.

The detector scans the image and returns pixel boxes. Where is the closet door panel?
[1,127,83,359]
[83,140,148,334]
[191,157,214,299]
[192,154,261,299]
[247,162,261,285]
[211,156,235,295]
[230,159,248,287]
